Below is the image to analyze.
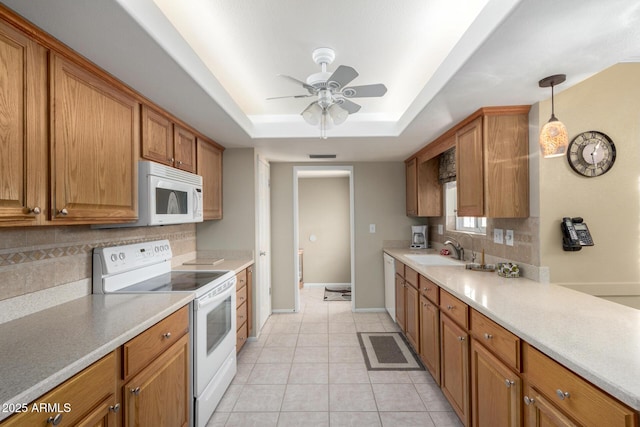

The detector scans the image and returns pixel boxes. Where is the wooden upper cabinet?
[50,54,139,223]
[173,125,196,173]
[196,137,223,220]
[417,155,443,217]
[406,157,417,216]
[141,106,197,173]
[456,108,530,218]
[141,105,174,167]
[0,20,48,226]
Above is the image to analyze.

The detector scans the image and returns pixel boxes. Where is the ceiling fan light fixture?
[538,74,568,158]
[329,103,348,125]
[302,103,322,126]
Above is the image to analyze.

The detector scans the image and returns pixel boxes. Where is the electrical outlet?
[369,224,376,233]
[494,228,504,244]
[438,224,443,235]
[505,230,514,246]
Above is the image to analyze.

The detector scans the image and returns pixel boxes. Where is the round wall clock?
[567,131,616,177]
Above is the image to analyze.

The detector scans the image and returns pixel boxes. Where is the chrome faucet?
[444,237,465,261]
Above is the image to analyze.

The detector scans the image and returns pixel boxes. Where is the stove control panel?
[94,240,173,275]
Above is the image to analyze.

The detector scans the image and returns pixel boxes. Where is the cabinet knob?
[169,157,175,163]
[163,332,172,339]
[131,387,141,395]
[423,287,430,292]
[177,160,183,165]
[447,304,454,310]
[58,208,68,216]
[484,333,493,340]
[505,379,515,388]
[457,336,465,342]
[109,403,121,413]
[523,396,535,406]
[556,389,570,400]
[29,207,41,215]
[47,414,63,425]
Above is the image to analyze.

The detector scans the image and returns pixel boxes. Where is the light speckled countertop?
[384,248,640,412]
[0,293,193,422]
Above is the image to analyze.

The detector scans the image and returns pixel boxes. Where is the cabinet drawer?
[237,323,248,351]
[1,352,116,427]
[524,344,637,427]
[405,266,419,288]
[236,269,247,290]
[419,275,439,304]
[394,260,405,277]
[237,283,247,308]
[123,305,189,379]
[237,301,247,329]
[440,290,468,329]
[470,309,520,371]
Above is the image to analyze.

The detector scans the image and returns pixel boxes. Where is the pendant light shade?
[538,74,568,158]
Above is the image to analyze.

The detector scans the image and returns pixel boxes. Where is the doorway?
[293,166,355,312]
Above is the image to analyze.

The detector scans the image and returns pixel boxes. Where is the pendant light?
[538,74,568,158]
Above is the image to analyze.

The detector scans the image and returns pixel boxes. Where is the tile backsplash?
[0,224,196,301]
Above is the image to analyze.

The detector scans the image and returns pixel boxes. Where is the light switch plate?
[494,228,504,244]
[505,230,514,246]
[438,224,443,235]
[369,224,376,233]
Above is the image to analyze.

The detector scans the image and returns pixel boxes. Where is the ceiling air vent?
[309,154,337,159]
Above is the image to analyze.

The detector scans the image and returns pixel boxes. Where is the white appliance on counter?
[93,240,236,427]
[96,160,203,228]
[383,253,396,321]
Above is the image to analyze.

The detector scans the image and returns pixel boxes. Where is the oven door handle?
[195,279,236,310]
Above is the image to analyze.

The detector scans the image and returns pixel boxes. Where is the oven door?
[148,175,203,225]
[193,281,236,397]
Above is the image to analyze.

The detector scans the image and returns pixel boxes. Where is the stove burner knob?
[164,244,169,251]
[110,254,117,262]
[119,252,125,260]
[155,246,159,253]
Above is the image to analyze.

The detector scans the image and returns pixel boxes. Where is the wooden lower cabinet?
[471,339,522,427]
[523,386,578,427]
[123,334,189,427]
[419,295,440,384]
[395,273,406,332]
[441,313,470,426]
[236,265,254,353]
[0,352,118,427]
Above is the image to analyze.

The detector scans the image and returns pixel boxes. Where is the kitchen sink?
[404,254,464,266]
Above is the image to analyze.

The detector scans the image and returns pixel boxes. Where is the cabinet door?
[50,54,139,223]
[173,125,196,173]
[74,395,118,427]
[406,158,417,216]
[141,104,174,167]
[196,138,223,219]
[419,295,440,385]
[441,313,470,426]
[247,266,253,336]
[471,339,521,427]
[395,274,406,331]
[417,156,443,217]
[405,283,420,350]
[124,334,189,427]
[524,386,578,427]
[0,20,47,226]
[456,117,484,217]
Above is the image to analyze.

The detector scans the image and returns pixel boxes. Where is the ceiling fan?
[268,47,388,138]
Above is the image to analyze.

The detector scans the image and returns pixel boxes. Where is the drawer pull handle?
[447,304,454,310]
[163,332,172,339]
[423,287,430,292]
[505,379,515,388]
[58,208,68,216]
[524,396,535,406]
[457,336,465,342]
[47,414,63,425]
[109,403,121,413]
[484,333,493,340]
[556,389,570,400]
[131,387,141,396]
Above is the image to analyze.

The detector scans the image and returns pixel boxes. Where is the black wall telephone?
[561,217,594,251]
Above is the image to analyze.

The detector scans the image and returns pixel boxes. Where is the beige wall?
[539,63,640,290]
[299,177,350,283]
[0,224,196,302]
[196,148,256,251]
[271,162,421,310]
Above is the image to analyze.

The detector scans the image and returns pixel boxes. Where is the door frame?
[293,165,355,312]
[255,155,271,334]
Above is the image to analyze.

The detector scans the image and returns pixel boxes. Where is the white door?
[256,157,271,332]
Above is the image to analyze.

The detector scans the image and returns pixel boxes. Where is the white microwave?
[137,160,203,226]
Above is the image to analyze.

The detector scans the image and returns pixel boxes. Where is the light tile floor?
[207,286,463,427]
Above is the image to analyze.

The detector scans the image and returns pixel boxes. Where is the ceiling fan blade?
[266,94,314,100]
[342,83,387,98]
[278,74,316,92]
[327,65,359,89]
[338,99,361,114]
